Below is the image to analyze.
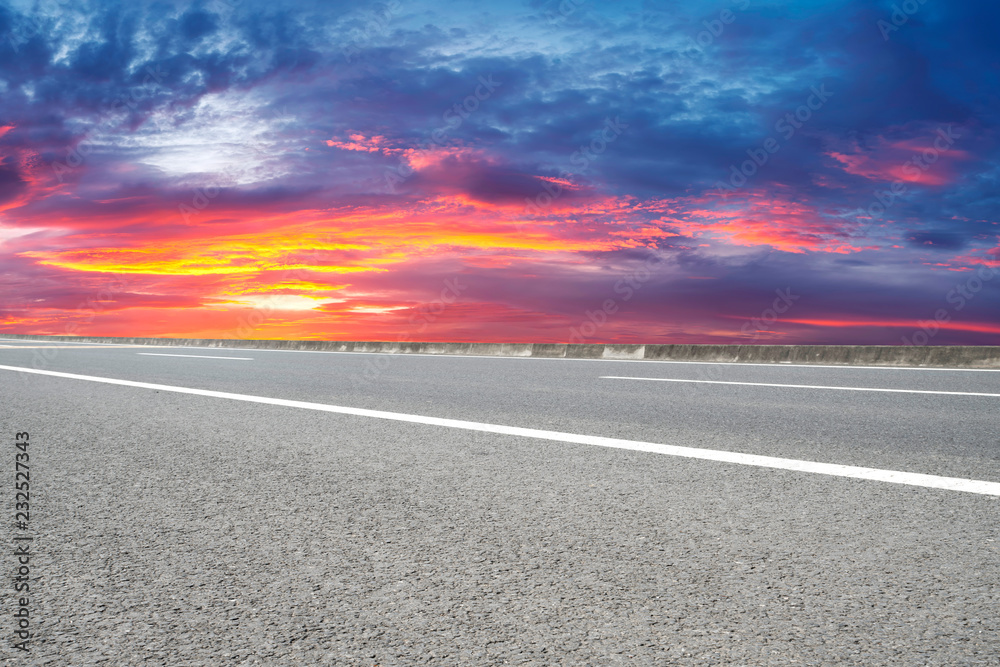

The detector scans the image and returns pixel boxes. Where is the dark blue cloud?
[906,231,969,250]
[0,158,25,203]
[179,9,220,41]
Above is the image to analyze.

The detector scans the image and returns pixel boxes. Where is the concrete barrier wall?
[2,334,999,367]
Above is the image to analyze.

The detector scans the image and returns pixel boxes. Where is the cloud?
[0,0,997,344]
[906,231,968,250]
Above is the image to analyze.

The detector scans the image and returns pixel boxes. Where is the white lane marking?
[0,345,142,349]
[137,353,253,360]
[1,339,999,371]
[0,338,127,346]
[602,376,1000,397]
[1,364,998,497]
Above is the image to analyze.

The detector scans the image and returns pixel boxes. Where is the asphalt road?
[1,338,998,665]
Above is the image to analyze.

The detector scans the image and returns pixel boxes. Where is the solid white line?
[601,376,1000,397]
[1,363,998,497]
[137,353,253,360]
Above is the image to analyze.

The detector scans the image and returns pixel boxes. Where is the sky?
[0,0,998,345]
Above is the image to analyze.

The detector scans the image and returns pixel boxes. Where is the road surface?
[1,338,997,665]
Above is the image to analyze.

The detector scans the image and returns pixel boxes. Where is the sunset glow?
[1,0,998,345]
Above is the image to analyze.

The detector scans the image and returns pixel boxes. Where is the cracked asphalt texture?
[1,340,998,665]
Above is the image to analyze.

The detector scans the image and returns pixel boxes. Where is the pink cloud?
[825,126,970,186]
[325,133,389,153]
[662,189,871,254]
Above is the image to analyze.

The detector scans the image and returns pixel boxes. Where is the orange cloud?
[664,190,868,254]
[20,232,381,276]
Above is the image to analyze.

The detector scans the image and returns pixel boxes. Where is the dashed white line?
[1,363,998,496]
[2,338,999,371]
[601,376,1000,397]
[137,353,253,360]
[0,338,128,346]
[0,345,142,349]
